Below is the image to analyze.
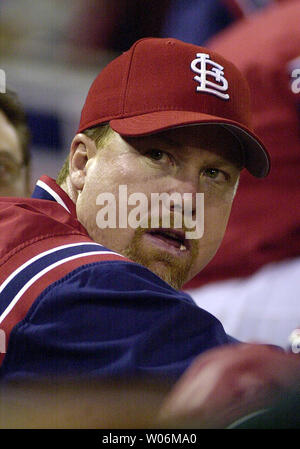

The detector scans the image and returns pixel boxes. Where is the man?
[0,38,299,428]
[0,90,31,197]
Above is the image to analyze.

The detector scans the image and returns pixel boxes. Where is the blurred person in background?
[161,0,290,46]
[186,0,300,349]
[67,0,282,55]
[68,0,170,52]
[0,90,31,197]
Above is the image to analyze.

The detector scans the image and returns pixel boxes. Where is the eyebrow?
[202,157,243,171]
[155,135,242,168]
[156,134,184,149]
[131,133,244,169]
[213,150,244,170]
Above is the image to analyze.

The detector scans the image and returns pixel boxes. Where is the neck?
[60,176,78,204]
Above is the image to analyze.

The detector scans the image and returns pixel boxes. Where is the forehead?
[0,110,22,163]
[125,124,244,168]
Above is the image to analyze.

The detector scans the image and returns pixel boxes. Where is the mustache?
[134,212,197,233]
[133,215,200,256]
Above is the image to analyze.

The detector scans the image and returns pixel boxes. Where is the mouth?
[144,228,190,255]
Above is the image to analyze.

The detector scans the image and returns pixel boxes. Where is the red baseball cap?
[78,37,270,177]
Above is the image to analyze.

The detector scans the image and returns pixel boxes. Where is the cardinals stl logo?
[191,53,230,100]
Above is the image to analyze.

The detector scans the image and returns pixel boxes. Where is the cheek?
[76,179,139,252]
[207,203,232,230]
[204,190,234,234]
[97,227,135,253]
[76,189,97,233]
[187,197,235,278]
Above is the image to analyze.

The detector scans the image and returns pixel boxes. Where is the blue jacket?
[0,176,236,381]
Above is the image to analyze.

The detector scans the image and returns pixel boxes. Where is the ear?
[68,133,97,191]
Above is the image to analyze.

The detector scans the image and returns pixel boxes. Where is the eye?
[145,149,173,164]
[204,168,220,178]
[146,149,165,160]
[202,168,229,181]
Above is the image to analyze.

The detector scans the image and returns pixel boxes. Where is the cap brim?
[110,111,270,178]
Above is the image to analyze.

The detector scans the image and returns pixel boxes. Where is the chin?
[145,261,188,291]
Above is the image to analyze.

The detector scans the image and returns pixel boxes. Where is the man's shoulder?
[1,257,230,380]
[0,195,83,233]
[43,258,196,304]
[0,195,87,260]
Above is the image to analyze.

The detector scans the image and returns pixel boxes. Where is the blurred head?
[0,90,31,197]
[58,38,269,289]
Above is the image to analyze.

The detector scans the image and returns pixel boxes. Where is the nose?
[168,177,200,218]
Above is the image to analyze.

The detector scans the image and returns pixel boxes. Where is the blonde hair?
[56,124,113,185]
